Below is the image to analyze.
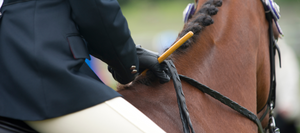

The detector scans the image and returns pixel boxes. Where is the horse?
[118,0,280,132]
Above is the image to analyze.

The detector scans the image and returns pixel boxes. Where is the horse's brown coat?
[118,0,271,132]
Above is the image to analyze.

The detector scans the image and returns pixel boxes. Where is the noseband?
[171,0,282,133]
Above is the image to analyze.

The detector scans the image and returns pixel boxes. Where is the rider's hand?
[136,45,170,84]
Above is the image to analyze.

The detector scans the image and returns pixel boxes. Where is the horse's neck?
[173,0,270,113]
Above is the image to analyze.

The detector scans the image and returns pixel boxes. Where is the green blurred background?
[91,0,300,132]
[120,0,194,51]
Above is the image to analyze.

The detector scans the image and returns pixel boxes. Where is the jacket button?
[130,65,136,70]
[130,65,137,74]
[131,69,137,74]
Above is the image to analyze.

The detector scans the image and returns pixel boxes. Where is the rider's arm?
[68,0,138,84]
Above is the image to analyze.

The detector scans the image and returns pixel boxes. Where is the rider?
[0,0,169,132]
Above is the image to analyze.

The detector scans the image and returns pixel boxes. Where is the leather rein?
[168,0,282,133]
[166,60,267,133]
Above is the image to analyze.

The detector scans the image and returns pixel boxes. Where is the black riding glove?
[108,45,170,84]
[136,45,170,84]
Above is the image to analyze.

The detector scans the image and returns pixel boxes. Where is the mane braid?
[177,0,222,51]
[117,0,223,90]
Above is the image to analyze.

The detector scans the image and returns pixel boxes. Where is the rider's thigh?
[25,97,165,133]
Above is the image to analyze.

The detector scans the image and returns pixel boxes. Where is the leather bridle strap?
[255,1,282,132]
[265,7,281,132]
[165,60,195,133]
[259,105,269,122]
[179,75,265,133]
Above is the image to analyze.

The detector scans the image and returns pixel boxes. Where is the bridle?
[172,0,282,133]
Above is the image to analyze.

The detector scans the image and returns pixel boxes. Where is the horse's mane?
[177,0,222,51]
[117,0,222,90]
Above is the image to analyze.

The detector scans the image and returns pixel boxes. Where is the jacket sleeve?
[68,0,138,83]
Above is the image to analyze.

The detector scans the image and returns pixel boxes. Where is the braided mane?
[176,0,222,51]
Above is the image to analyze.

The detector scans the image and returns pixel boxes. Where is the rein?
[166,40,279,132]
[165,60,195,133]
[165,60,264,133]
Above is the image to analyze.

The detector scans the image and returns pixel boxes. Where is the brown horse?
[118,0,276,132]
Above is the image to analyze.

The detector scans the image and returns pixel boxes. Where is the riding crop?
[141,31,194,76]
